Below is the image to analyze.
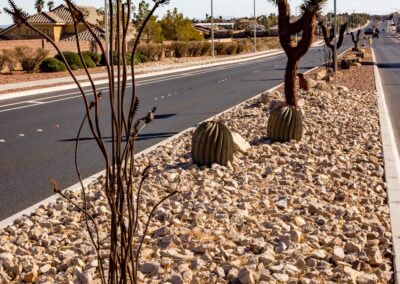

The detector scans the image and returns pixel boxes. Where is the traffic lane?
[374,33,400,147]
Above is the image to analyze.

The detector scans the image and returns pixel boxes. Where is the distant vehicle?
[382,28,386,32]
[373,33,379,38]
[364,28,374,35]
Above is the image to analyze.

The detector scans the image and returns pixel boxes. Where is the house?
[0,4,104,42]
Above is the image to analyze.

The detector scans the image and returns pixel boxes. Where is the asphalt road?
[372,29,400,151]
[0,38,353,220]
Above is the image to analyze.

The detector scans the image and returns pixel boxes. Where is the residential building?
[0,4,104,42]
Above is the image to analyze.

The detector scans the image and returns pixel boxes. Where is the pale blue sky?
[0,0,399,25]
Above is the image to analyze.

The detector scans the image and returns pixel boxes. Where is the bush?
[164,45,174,58]
[340,59,351,70]
[55,51,84,69]
[81,53,96,68]
[100,52,133,66]
[135,53,148,63]
[39,57,67,72]
[236,42,246,54]
[0,53,6,73]
[215,42,227,55]
[188,42,203,57]
[171,41,189,58]
[83,51,101,65]
[137,44,164,61]
[1,49,17,74]
[15,46,49,73]
[200,42,212,56]
[225,43,238,55]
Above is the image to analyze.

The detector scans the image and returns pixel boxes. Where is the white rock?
[238,267,255,284]
[231,132,251,153]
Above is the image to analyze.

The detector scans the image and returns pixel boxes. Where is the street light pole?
[211,0,214,57]
[333,0,337,78]
[105,0,109,62]
[254,0,257,52]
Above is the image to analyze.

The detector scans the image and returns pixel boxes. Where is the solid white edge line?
[372,48,400,283]
[0,63,320,230]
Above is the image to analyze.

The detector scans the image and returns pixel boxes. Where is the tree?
[47,0,54,11]
[34,0,45,13]
[267,0,326,143]
[132,0,163,43]
[351,29,361,51]
[160,8,204,41]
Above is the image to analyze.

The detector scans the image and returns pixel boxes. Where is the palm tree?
[47,0,55,11]
[34,0,45,13]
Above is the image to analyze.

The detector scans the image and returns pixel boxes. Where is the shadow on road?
[59,131,180,143]
[377,63,400,69]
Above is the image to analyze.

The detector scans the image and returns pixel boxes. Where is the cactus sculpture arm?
[351,29,361,51]
[320,22,347,67]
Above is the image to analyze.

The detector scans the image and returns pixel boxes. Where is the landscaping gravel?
[0,51,393,283]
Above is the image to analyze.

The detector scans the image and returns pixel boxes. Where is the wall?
[0,39,105,56]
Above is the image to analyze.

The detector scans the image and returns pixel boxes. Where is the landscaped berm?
[0,0,394,282]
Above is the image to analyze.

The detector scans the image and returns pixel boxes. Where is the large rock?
[316,70,327,80]
[269,100,286,111]
[260,92,271,104]
[238,267,255,284]
[0,252,14,269]
[315,81,331,91]
[231,132,251,153]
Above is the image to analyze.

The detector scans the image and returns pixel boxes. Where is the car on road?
[364,28,374,35]
[373,33,379,38]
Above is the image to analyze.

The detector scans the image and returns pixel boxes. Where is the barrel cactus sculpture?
[267,0,326,142]
[191,121,234,167]
[268,106,302,142]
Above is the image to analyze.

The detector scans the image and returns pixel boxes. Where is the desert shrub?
[188,41,203,57]
[164,45,174,58]
[0,53,6,73]
[1,49,17,74]
[39,57,67,72]
[135,53,148,63]
[200,42,212,56]
[215,42,227,55]
[171,41,189,58]
[225,43,238,55]
[55,51,84,69]
[83,51,101,65]
[99,52,132,66]
[81,53,96,68]
[236,42,246,54]
[14,46,49,73]
[137,44,163,61]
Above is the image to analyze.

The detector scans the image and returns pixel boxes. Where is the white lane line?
[160,96,165,99]
[168,94,171,97]
[26,100,45,105]
[154,98,158,100]
[17,134,25,137]
[36,129,43,132]
[0,139,5,143]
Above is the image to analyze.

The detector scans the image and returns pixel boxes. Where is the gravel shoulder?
[0,48,393,283]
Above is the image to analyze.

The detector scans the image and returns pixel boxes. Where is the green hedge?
[39,58,67,72]
[55,52,84,69]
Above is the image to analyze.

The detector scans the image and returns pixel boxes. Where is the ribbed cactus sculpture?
[267,0,326,142]
[191,121,234,167]
[351,29,361,52]
[320,22,347,67]
[268,106,303,142]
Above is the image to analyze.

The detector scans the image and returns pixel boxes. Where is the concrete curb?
[372,48,400,283]
[0,50,284,102]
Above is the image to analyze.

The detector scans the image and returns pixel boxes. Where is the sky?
[0,0,399,25]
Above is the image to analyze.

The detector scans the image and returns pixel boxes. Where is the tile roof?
[60,27,105,42]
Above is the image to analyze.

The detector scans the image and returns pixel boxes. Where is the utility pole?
[105,0,109,63]
[254,0,257,52]
[333,0,337,80]
[211,0,214,57]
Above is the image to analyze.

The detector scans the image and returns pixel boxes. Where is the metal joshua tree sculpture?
[351,29,361,51]
[267,0,326,143]
[5,0,175,283]
[320,21,347,67]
